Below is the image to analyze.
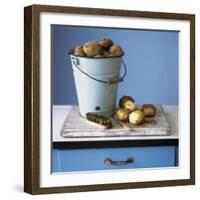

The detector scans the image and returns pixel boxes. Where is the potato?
[109,44,124,56]
[123,101,137,112]
[94,54,104,58]
[103,50,109,57]
[119,96,135,107]
[119,96,136,112]
[129,111,145,125]
[142,104,157,117]
[74,46,85,57]
[82,41,103,57]
[99,38,113,50]
[115,108,130,122]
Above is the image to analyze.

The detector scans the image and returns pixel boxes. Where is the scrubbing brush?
[86,112,112,129]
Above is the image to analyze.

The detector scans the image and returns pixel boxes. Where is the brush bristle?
[86,112,112,129]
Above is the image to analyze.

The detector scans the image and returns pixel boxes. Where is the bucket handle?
[71,57,127,85]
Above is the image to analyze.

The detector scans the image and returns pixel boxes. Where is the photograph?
[51,25,179,173]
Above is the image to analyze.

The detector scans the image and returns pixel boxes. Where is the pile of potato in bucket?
[115,96,157,125]
[72,38,124,58]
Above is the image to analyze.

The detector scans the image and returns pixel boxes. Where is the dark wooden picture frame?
[24,4,195,195]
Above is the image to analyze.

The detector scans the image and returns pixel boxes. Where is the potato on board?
[129,111,145,125]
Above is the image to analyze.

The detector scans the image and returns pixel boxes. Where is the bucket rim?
[68,48,125,59]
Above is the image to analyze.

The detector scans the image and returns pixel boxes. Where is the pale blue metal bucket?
[70,54,126,117]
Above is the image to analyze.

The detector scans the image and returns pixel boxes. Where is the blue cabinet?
[52,146,177,173]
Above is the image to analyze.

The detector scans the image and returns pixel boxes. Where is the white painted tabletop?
[52,105,178,142]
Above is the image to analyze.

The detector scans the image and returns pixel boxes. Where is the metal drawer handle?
[104,157,134,166]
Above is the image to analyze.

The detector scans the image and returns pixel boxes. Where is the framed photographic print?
[24,4,195,194]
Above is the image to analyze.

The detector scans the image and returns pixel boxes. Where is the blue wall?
[52,25,178,105]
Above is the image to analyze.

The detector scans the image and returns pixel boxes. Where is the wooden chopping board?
[60,105,171,138]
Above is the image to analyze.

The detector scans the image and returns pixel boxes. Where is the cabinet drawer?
[52,146,176,172]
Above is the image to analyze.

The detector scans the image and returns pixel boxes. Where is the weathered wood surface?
[60,105,171,138]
